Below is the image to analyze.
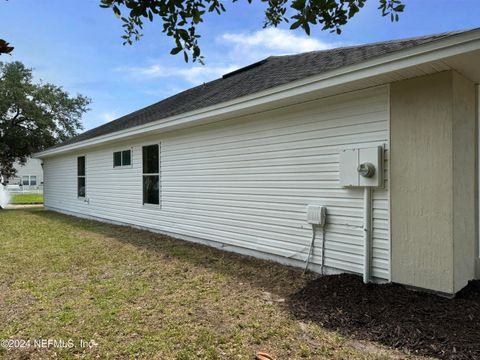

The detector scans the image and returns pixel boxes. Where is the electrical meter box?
[339,145,383,187]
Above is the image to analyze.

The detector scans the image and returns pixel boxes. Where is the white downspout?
[363,187,372,283]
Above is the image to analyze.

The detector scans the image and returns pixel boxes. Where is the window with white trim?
[77,156,86,198]
[142,144,159,205]
[21,175,37,186]
[113,149,132,167]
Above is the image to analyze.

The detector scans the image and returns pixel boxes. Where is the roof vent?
[222,59,267,79]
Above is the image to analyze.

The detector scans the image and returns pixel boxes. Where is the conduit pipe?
[303,224,316,274]
[363,187,372,283]
[303,224,326,275]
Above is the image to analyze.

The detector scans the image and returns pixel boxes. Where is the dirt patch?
[287,274,480,359]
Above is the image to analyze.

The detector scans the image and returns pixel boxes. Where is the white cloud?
[117,28,338,88]
[118,64,239,85]
[221,28,333,55]
[99,111,118,123]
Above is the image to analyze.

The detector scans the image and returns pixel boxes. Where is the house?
[6,157,44,191]
[36,29,480,296]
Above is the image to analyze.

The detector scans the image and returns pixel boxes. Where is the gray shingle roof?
[55,29,472,149]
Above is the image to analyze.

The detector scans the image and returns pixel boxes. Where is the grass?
[0,209,424,359]
[9,193,43,204]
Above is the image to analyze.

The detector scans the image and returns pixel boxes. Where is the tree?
[100,0,405,63]
[0,39,14,55]
[0,61,90,179]
[1,1,405,60]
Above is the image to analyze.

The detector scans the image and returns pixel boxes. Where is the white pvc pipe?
[363,187,372,283]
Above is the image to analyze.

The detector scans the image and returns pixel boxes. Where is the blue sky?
[1,0,479,131]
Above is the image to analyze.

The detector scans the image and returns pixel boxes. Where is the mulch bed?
[287,274,480,359]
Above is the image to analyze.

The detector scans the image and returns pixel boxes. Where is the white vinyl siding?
[43,86,390,279]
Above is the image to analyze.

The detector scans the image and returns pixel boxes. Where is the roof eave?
[35,28,480,159]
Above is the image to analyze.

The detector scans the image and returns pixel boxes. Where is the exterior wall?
[477,84,480,279]
[8,158,44,189]
[452,72,477,291]
[391,71,476,294]
[43,86,391,280]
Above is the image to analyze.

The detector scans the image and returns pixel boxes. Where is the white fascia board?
[36,29,480,158]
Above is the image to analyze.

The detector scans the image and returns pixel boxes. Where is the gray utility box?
[339,145,384,188]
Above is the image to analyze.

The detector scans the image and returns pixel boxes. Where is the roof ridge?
[44,27,480,151]
[269,27,479,59]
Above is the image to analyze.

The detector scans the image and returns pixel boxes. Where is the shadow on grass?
[31,209,480,359]
[32,209,313,298]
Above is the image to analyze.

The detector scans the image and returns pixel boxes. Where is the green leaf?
[193,46,200,58]
[113,5,121,18]
[290,20,302,30]
[303,22,310,35]
[291,0,306,11]
[170,46,182,55]
[177,29,189,41]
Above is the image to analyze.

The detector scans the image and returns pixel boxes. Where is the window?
[113,152,121,167]
[122,150,131,166]
[142,144,159,205]
[113,150,132,167]
[21,175,37,186]
[77,156,86,198]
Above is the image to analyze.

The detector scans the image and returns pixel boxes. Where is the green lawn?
[0,209,422,359]
[9,193,44,204]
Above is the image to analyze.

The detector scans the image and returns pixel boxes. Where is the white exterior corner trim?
[35,29,480,159]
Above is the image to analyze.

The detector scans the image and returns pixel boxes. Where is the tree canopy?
[0,61,90,179]
[0,39,14,56]
[100,0,405,63]
[0,1,405,60]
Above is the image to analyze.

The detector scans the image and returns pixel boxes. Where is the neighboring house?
[36,29,480,295]
[7,157,44,191]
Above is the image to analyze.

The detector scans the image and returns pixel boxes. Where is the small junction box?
[306,205,327,227]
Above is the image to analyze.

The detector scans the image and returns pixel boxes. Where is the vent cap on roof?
[222,59,267,79]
